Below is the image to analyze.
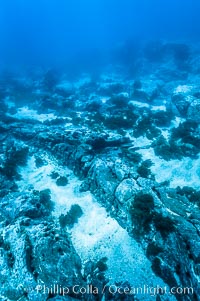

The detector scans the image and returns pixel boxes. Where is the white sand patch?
[18,155,169,299]
[171,116,186,128]
[7,106,57,122]
[65,123,73,128]
[161,129,170,139]
[129,100,149,108]
[174,85,193,93]
[100,97,110,104]
[138,148,200,189]
[133,136,151,148]
[151,105,166,111]
[129,100,166,112]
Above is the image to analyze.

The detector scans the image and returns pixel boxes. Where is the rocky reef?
[1,41,200,301]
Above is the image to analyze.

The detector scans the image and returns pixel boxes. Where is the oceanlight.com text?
[32,284,194,297]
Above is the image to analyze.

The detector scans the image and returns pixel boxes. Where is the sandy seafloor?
[19,154,175,300]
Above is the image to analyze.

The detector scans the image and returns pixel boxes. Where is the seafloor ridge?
[0,41,200,301]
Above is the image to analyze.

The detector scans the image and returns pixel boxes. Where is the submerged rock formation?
[1,42,200,301]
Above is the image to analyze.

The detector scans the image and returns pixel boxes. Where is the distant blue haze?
[0,0,199,71]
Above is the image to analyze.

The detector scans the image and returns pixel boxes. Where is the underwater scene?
[0,0,200,300]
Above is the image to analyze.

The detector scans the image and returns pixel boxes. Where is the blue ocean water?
[0,0,200,71]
